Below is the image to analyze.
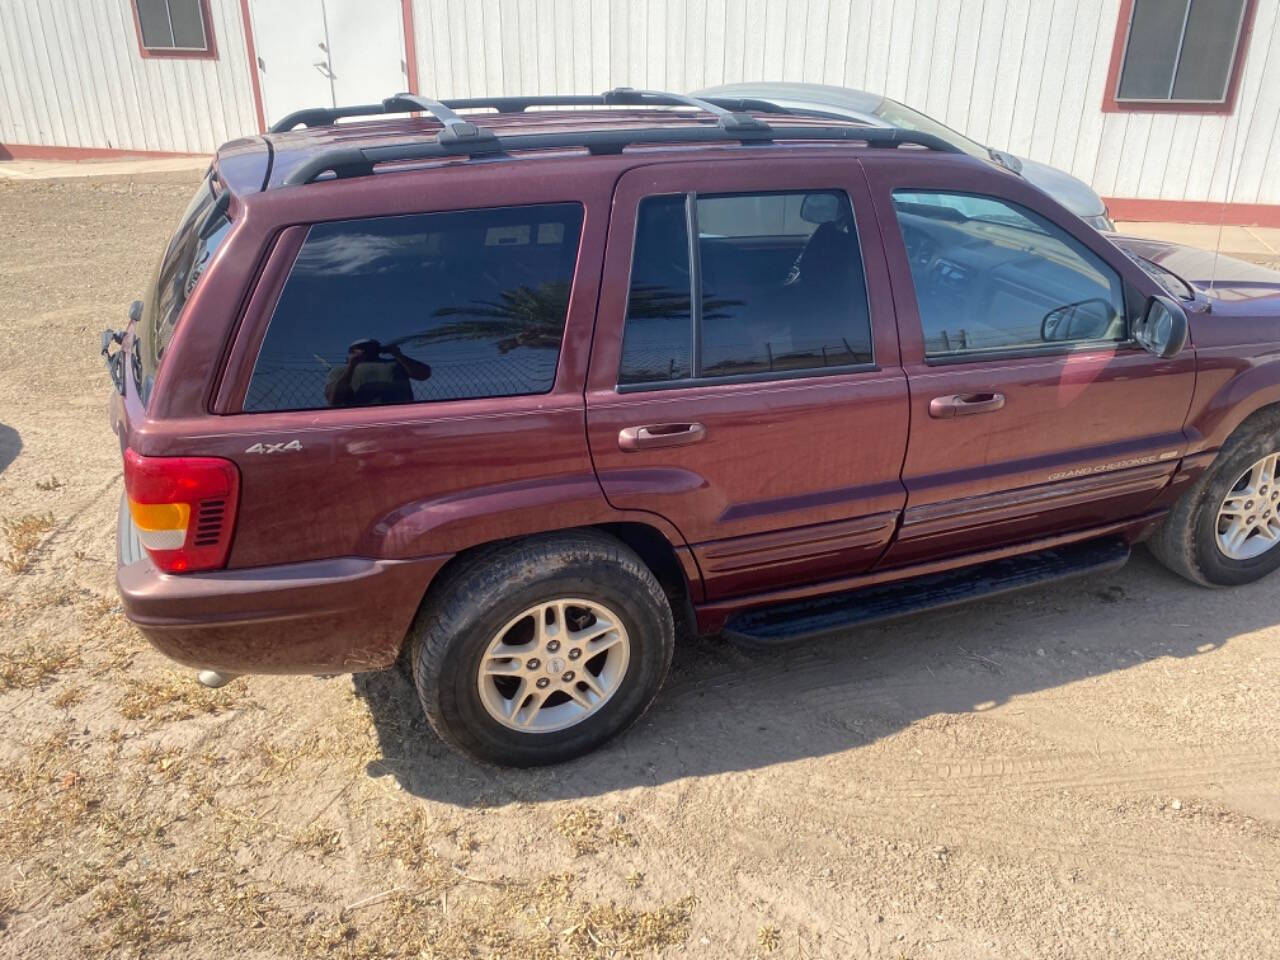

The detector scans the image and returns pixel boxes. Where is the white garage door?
[250,0,409,127]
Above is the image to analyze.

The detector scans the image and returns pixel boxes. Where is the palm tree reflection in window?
[396,281,572,359]
[620,283,743,383]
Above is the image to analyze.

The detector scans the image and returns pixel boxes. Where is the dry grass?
[554,807,637,856]
[563,896,697,957]
[0,639,79,691]
[117,672,237,723]
[2,510,56,573]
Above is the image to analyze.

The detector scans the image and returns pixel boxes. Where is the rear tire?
[409,530,675,766]
[1149,415,1280,587]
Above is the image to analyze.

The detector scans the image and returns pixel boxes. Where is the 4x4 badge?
[245,440,303,454]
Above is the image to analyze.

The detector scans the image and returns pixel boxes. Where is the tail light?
[123,450,240,573]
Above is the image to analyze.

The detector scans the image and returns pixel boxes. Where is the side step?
[721,537,1131,647]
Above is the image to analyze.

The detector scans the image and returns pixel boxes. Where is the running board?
[721,536,1131,647]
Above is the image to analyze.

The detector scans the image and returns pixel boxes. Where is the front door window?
[891,191,1126,358]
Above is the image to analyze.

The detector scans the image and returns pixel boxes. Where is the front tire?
[1150,415,1280,586]
[409,530,675,766]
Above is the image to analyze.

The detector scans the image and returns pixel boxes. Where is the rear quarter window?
[134,174,230,406]
[244,203,584,412]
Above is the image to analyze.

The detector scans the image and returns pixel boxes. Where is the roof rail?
[284,123,962,186]
[270,86,771,133]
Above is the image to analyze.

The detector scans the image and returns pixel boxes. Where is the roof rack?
[277,87,963,186]
[269,87,771,133]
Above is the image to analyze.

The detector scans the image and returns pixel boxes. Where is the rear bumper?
[117,505,448,674]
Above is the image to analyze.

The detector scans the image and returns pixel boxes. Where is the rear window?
[134,173,231,406]
[244,203,584,412]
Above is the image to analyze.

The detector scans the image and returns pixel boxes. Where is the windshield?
[871,99,990,160]
[132,173,231,407]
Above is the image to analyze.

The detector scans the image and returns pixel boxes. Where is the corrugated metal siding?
[1,0,1276,204]
[410,0,1280,204]
[0,0,258,154]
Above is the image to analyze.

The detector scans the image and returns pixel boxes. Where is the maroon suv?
[107,90,1280,765]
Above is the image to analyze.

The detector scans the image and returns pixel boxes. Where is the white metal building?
[1,0,1277,223]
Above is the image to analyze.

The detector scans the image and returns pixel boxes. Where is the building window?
[133,0,216,58]
[1106,0,1252,112]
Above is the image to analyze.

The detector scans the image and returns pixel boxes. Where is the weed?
[2,511,55,573]
[557,808,606,856]
[563,895,696,957]
[53,685,85,708]
[758,923,781,952]
[117,673,235,723]
[0,641,79,691]
[292,822,344,857]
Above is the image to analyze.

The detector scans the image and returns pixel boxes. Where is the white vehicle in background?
[695,82,1116,232]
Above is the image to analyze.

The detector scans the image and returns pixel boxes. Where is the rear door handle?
[928,393,1006,419]
[618,422,707,451]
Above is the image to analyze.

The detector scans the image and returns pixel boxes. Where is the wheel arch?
[1190,363,1280,453]
[399,521,702,664]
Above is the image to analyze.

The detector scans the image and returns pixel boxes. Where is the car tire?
[409,530,675,766]
[1149,413,1280,587]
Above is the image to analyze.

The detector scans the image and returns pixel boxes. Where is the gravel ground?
[0,172,1278,959]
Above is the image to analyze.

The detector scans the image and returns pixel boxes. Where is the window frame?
[616,188,878,394]
[1102,0,1256,114]
[131,0,218,60]
[888,189,1134,367]
[237,202,586,414]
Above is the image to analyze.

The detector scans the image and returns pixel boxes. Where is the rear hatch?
[111,169,237,572]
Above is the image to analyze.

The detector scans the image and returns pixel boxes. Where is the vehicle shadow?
[352,548,1277,808]
[0,423,21,474]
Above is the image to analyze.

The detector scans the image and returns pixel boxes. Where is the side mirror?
[1135,295,1188,359]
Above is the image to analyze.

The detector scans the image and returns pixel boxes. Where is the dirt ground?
[0,172,1277,960]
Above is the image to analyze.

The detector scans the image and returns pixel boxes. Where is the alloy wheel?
[476,598,630,733]
[1215,452,1280,560]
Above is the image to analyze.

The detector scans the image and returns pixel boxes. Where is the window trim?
[237,203,584,414]
[1101,0,1256,114]
[616,188,877,393]
[131,0,218,60]
[890,189,1130,364]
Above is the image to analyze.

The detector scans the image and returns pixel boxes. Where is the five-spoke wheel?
[477,599,630,733]
[1215,453,1280,560]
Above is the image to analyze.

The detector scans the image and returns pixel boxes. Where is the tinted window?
[245,204,583,412]
[618,196,692,384]
[619,190,873,386]
[134,174,230,407]
[892,191,1126,358]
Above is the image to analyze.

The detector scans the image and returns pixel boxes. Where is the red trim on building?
[1102,0,1257,115]
[1105,197,1280,228]
[402,0,420,94]
[129,0,219,61]
[0,143,207,161]
[237,0,268,133]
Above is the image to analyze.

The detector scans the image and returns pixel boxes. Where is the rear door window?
[619,190,872,387]
[244,203,584,412]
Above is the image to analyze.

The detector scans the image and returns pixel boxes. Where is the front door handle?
[618,422,707,451]
[928,393,1006,419]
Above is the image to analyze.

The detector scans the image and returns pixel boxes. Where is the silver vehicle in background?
[695,82,1116,232]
